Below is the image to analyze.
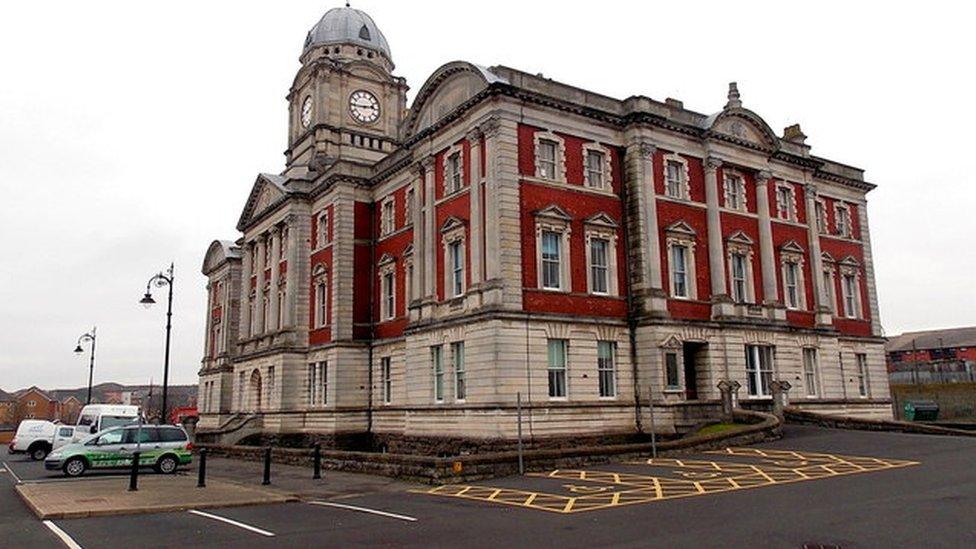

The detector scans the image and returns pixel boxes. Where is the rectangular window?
[855,353,869,397]
[664,351,680,390]
[731,253,747,303]
[776,186,793,220]
[267,366,275,405]
[666,160,684,198]
[784,262,800,309]
[406,263,413,304]
[815,201,827,233]
[381,357,391,404]
[383,271,395,319]
[541,230,562,290]
[670,244,689,298]
[547,339,568,399]
[836,206,851,237]
[448,152,462,192]
[449,240,464,297]
[822,271,834,313]
[803,348,818,397]
[405,189,414,223]
[276,290,285,329]
[431,346,444,402]
[307,363,317,405]
[316,281,327,327]
[589,237,609,294]
[452,342,466,401]
[586,150,605,188]
[745,345,774,397]
[538,140,557,179]
[319,361,328,404]
[725,174,744,210]
[597,341,616,398]
[382,200,395,235]
[842,274,858,318]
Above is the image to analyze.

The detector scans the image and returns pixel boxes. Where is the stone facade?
[198,5,891,447]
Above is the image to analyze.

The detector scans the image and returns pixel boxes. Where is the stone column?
[410,165,424,320]
[755,171,782,319]
[804,183,832,327]
[624,139,667,315]
[269,227,283,331]
[482,118,501,282]
[254,234,267,334]
[240,242,252,339]
[467,127,484,286]
[857,201,883,337]
[704,157,730,316]
[284,217,300,329]
[422,155,437,300]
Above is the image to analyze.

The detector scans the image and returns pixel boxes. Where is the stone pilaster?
[254,234,267,334]
[623,138,667,316]
[269,226,282,330]
[409,164,424,321]
[332,186,355,340]
[755,171,784,320]
[804,182,832,327]
[240,242,252,339]
[704,157,732,317]
[467,127,484,286]
[421,155,437,308]
[482,118,501,285]
[858,200,883,336]
[488,117,523,308]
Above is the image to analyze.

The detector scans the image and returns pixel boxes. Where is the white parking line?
[2,461,22,484]
[187,509,276,537]
[42,520,84,549]
[308,500,418,522]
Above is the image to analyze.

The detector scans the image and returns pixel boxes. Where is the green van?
[45,424,192,477]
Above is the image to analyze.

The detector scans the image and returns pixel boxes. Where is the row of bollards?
[188,444,324,489]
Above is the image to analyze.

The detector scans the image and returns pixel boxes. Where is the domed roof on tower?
[303,4,392,65]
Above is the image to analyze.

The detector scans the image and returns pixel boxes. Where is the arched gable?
[703,108,780,150]
[202,240,242,275]
[401,61,507,138]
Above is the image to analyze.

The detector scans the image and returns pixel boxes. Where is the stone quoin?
[197,5,891,448]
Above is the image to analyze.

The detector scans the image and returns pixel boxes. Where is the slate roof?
[885,326,976,352]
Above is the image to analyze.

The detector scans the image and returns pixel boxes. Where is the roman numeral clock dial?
[349,90,380,124]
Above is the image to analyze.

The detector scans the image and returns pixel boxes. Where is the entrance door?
[683,342,706,400]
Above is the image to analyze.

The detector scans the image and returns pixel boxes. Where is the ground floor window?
[307,361,327,405]
[547,339,568,399]
[802,348,818,397]
[855,353,869,397]
[431,346,444,402]
[664,351,681,390]
[381,357,392,404]
[745,345,774,397]
[452,341,466,401]
[597,340,616,398]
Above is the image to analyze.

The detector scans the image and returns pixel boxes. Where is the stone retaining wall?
[784,407,976,437]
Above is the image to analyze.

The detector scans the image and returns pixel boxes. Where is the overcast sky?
[1,1,973,392]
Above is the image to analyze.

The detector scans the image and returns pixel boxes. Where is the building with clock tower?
[198,5,892,450]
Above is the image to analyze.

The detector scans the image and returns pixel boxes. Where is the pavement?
[2,425,975,548]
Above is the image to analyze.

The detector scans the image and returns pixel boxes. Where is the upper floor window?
[835,204,852,238]
[585,148,607,189]
[815,200,828,234]
[381,198,395,236]
[723,173,746,211]
[726,231,755,304]
[842,273,858,318]
[449,241,464,298]
[784,261,801,309]
[441,217,466,299]
[780,241,806,310]
[665,221,697,300]
[448,151,463,193]
[775,183,796,221]
[589,238,609,294]
[383,272,395,320]
[730,252,748,303]
[405,188,414,224]
[317,211,330,247]
[671,245,689,298]
[664,157,689,200]
[541,231,562,290]
[279,227,288,259]
[534,205,572,292]
[378,255,396,320]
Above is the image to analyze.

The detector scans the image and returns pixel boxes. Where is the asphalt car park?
[3,425,975,548]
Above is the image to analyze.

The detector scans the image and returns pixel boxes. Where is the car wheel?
[63,457,87,477]
[156,455,178,474]
[30,445,49,461]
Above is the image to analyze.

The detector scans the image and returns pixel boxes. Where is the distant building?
[886,327,976,382]
[0,390,16,426]
[12,387,60,422]
[60,396,83,424]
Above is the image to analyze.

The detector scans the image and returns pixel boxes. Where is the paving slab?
[16,475,297,519]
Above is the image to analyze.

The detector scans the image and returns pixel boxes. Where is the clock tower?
[285,5,408,173]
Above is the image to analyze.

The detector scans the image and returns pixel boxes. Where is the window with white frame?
[583,145,610,190]
[823,268,835,313]
[664,349,681,390]
[447,151,463,193]
[802,348,819,397]
[597,340,616,398]
[441,217,466,299]
[745,344,774,397]
[431,345,444,402]
[779,241,807,310]
[726,231,755,304]
[535,205,572,292]
[839,257,861,319]
[665,221,697,299]
[452,341,465,401]
[664,155,690,200]
[547,339,568,399]
[404,248,413,305]
[537,139,558,180]
[381,356,392,404]
[855,353,870,397]
[377,255,396,320]
[775,183,796,221]
[405,188,414,224]
[584,213,619,296]
[317,211,330,247]
[814,199,828,234]
[306,363,316,405]
[381,197,395,236]
[315,279,328,328]
[835,203,852,238]
[723,172,746,211]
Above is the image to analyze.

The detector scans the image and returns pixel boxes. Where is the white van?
[75,404,141,436]
[8,420,75,460]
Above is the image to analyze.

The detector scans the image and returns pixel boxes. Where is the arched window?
[359,25,371,41]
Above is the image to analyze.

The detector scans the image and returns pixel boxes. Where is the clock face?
[301,97,313,129]
[349,90,380,124]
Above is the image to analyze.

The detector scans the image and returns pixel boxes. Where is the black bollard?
[197,448,207,488]
[128,451,140,492]
[262,447,271,485]
[313,443,322,480]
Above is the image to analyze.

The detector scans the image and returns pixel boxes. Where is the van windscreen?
[100,415,138,429]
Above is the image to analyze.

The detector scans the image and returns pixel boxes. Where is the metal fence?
[890,370,976,384]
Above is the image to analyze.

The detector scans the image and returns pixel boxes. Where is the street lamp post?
[74,327,97,405]
[140,263,174,423]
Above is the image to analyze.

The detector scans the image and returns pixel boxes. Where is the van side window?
[58,428,74,437]
[78,414,95,426]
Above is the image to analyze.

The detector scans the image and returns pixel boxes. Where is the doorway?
[682,342,707,400]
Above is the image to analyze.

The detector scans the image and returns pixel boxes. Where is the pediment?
[439,215,467,233]
[584,212,618,228]
[665,220,696,237]
[534,204,572,222]
[236,173,291,231]
[838,255,860,267]
[725,230,754,245]
[821,251,835,263]
[659,335,683,349]
[779,240,805,254]
[377,253,396,266]
[705,109,779,149]
[403,243,414,257]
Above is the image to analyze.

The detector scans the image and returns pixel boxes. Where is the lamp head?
[74,345,84,354]
[140,293,156,309]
